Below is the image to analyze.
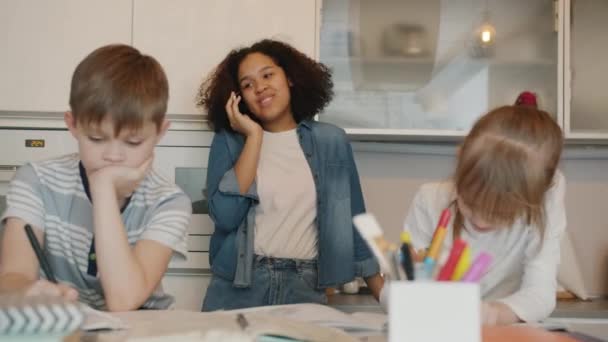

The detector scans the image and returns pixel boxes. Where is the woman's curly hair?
[196,39,334,132]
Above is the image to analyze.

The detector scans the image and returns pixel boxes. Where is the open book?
[225,303,387,334]
[104,309,361,342]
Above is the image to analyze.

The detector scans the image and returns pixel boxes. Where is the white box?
[389,282,481,342]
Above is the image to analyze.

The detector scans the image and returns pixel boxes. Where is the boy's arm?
[90,187,184,312]
[0,164,44,289]
[0,217,41,291]
[0,164,78,299]
[0,218,78,300]
[89,161,189,311]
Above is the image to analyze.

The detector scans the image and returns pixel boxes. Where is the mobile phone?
[237,99,249,114]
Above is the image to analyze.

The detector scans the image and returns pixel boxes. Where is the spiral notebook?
[0,295,83,336]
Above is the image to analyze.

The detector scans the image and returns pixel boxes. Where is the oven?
[0,128,78,216]
[152,130,214,310]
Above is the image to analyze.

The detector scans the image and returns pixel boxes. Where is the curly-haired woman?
[197,39,383,311]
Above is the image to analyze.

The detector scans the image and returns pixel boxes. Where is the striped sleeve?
[140,192,191,261]
[1,163,46,230]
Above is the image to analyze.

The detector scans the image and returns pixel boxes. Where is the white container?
[389,282,481,342]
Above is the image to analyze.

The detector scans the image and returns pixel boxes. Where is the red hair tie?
[515,91,537,108]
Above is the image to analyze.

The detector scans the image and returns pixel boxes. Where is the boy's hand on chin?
[89,156,154,198]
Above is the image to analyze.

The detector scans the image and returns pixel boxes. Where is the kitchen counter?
[328,292,383,314]
[329,293,608,319]
[552,298,608,319]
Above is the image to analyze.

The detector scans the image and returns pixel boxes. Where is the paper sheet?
[102,309,358,342]
[80,305,129,331]
[224,303,387,333]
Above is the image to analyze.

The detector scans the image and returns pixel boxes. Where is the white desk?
[82,310,608,342]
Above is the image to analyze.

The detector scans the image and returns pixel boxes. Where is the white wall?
[354,145,608,297]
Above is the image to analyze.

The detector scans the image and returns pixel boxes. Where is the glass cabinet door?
[319,0,559,137]
[566,0,608,137]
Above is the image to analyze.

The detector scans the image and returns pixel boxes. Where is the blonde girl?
[402,105,565,325]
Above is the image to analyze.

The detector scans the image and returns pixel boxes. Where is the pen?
[423,208,451,275]
[437,238,467,281]
[24,224,57,283]
[236,313,249,330]
[461,252,492,282]
[451,245,471,281]
[399,232,415,280]
[424,208,451,260]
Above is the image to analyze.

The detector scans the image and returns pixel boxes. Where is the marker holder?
[388,282,481,342]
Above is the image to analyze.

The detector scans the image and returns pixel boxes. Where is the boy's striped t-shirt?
[1,154,192,310]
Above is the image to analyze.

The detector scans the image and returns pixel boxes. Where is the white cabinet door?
[0,0,132,113]
[132,0,318,116]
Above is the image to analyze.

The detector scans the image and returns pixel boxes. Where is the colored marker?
[462,252,493,282]
[424,208,451,261]
[437,239,467,281]
[400,232,415,280]
[451,246,471,281]
[423,208,451,276]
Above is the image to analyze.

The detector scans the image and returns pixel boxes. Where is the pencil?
[24,224,57,283]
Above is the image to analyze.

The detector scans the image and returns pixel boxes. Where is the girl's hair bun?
[514,91,538,108]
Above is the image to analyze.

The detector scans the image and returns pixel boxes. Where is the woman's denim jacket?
[206,120,380,288]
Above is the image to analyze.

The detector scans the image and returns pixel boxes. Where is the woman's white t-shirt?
[253,129,318,260]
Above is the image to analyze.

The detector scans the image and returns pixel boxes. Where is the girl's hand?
[410,247,426,263]
[481,301,500,326]
[225,92,262,138]
[25,279,79,301]
[378,283,389,313]
[481,301,519,325]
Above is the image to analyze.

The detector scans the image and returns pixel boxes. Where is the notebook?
[0,295,83,336]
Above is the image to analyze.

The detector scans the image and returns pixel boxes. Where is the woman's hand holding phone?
[225,92,262,138]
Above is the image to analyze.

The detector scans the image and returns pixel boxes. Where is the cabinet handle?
[0,165,18,182]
